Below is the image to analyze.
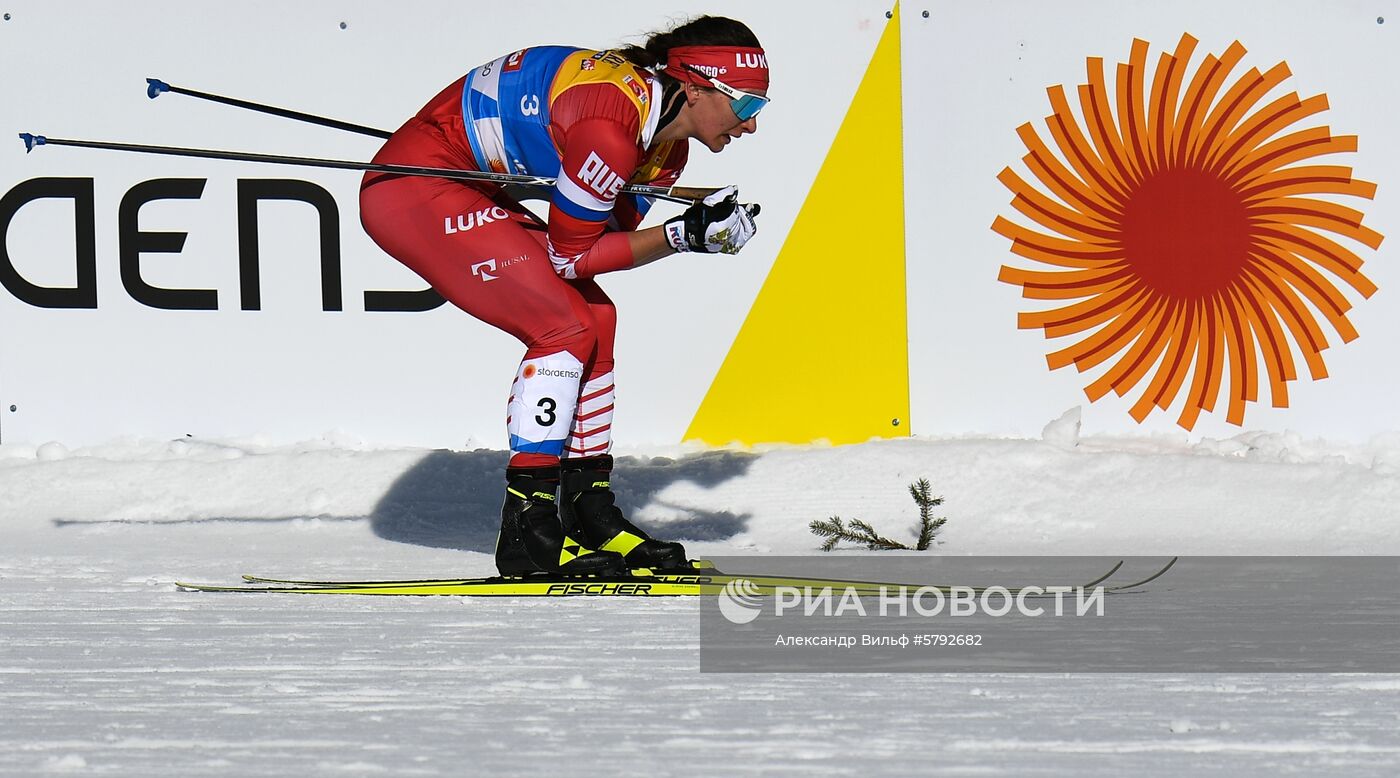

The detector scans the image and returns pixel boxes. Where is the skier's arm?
[625,224,679,268]
[548,117,659,279]
[606,194,675,268]
[548,90,757,274]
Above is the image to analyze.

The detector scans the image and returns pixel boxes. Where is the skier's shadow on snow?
[368,450,756,552]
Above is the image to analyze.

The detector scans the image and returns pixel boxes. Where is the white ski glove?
[664,185,760,254]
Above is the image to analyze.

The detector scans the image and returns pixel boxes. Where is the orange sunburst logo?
[992,34,1383,430]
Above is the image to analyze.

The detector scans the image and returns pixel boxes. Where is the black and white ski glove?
[664,185,760,254]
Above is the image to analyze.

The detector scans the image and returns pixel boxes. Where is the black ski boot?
[560,456,688,570]
[494,466,626,577]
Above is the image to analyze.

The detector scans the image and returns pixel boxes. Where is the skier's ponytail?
[617,16,762,71]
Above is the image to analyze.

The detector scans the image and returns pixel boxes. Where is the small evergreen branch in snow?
[809,479,948,551]
[809,516,910,551]
[909,479,946,551]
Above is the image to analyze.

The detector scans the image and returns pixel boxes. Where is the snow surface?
[4,429,1400,775]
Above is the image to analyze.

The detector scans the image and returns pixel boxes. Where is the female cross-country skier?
[359,16,769,577]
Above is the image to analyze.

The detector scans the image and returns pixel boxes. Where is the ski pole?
[145,78,392,139]
[16,133,717,205]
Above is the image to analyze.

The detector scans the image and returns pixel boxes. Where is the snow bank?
[4,425,1398,556]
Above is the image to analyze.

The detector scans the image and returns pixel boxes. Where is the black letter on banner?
[363,285,446,312]
[0,178,97,308]
[236,180,342,312]
[118,179,216,310]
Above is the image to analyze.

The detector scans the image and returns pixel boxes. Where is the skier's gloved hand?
[664,185,760,254]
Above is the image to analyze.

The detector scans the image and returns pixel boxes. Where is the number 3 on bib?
[535,397,557,426]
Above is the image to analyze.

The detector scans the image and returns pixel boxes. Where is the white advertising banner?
[0,0,889,447]
[6,2,1396,448]
[906,1,1398,442]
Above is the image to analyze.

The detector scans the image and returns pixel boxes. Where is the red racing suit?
[360,47,687,465]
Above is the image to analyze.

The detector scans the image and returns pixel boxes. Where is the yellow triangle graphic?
[684,6,909,446]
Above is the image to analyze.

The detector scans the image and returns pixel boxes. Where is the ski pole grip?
[668,185,724,203]
[18,133,46,153]
[146,78,171,99]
